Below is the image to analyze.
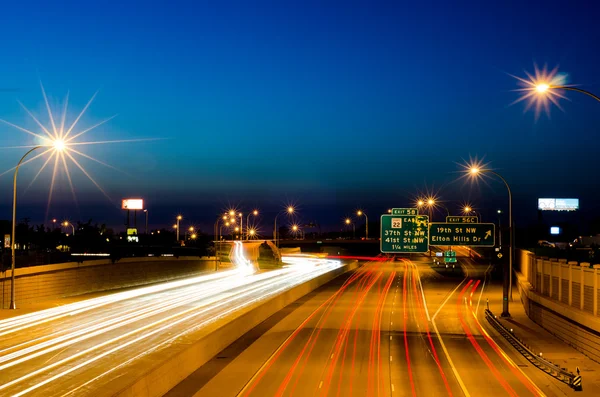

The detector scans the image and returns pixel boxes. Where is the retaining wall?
[516,249,600,362]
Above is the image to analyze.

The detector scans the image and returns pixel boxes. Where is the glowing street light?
[174,215,183,241]
[512,64,600,119]
[274,205,295,247]
[357,210,368,240]
[9,140,66,310]
[345,218,355,239]
[62,221,75,235]
[467,164,513,317]
[190,233,197,240]
[248,228,256,239]
[246,209,259,240]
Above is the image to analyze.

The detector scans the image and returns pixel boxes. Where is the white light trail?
[0,255,343,396]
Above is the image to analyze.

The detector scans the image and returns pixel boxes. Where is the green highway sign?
[444,250,456,257]
[381,214,429,253]
[391,208,418,216]
[444,257,457,263]
[429,223,495,247]
[446,216,478,224]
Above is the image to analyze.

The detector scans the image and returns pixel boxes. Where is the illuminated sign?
[122,199,144,210]
[4,234,10,249]
[446,216,478,224]
[380,214,429,253]
[429,223,495,247]
[538,198,579,211]
[550,227,561,235]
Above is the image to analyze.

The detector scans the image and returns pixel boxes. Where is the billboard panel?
[538,198,579,211]
[122,199,144,210]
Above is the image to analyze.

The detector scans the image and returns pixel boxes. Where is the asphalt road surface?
[188,255,571,397]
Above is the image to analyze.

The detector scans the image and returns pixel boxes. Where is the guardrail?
[484,308,582,391]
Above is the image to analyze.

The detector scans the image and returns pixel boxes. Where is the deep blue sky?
[0,0,599,232]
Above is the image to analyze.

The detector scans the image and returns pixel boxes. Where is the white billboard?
[538,198,579,211]
[122,199,144,210]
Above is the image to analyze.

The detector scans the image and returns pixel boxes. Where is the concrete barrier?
[114,260,359,397]
[0,256,217,309]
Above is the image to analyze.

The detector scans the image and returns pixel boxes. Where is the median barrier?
[113,260,359,397]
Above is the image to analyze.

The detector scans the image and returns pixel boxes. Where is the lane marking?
[390,335,392,341]
[392,383,395,392]
[431,276,471,397]
[319,381,323,389]
[390,355,393,362]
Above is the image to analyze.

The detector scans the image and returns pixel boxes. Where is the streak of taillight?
[403,262,417,397]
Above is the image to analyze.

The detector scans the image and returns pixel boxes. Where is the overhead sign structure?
[122,199,144,210]
[429,223,495,247]
[380,214,429,253]
[446,216,478,224]
[391,208,418,216]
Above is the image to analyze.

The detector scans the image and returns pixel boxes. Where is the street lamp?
[513,65,600,119]
[416,199,425,215]
[246,210,258,240]
[387,209,392,214]
[248,228,256,239]
[62,221,75,235]
[274,206,295,247]
[357,210,368,240]
[10,140,64,309]
[143,209,149,234]
[470,166,512,317]
[176,215,182,241]
[345,218,355,239]
[238,213,243,241]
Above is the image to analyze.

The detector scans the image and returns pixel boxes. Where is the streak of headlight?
[1,268,307,393]
[58,259,344,396]
[0,271,274,367]
[0,270,238,333]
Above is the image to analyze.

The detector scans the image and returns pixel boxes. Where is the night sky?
[0,0,599,233]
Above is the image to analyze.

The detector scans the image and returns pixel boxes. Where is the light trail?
[0,254,342,396]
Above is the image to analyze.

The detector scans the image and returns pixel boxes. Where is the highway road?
[189,256,570,397]
[0,245,342,397]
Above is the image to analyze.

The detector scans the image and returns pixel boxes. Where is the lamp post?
[274,206,294,247]
[246,210,258,240]
[62,221,75,236]
[470,167,512,317]
[143,209,149,234]
[176,215,182,242]
[238,213,243,241]
[357,210,368,240]
[497,209,503,246]
[10,146,44,309]
[534,84,600,103]
[345,218,355,239]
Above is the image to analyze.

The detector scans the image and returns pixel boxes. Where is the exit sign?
[446,216,478,223]
[391,208,418,216]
